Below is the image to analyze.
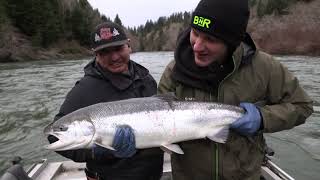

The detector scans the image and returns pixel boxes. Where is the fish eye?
[54,125,68,131]
[60,126,68,131]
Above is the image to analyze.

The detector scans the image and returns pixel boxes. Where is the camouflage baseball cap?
[91,22,128,52]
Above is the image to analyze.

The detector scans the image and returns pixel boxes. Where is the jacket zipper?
[214,56,237,180]
[209,91,219,180]
[209,92,217,180]
[217,56,237,100]
[215,145,219,180]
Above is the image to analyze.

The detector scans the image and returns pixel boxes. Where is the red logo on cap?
[100,28,112,40]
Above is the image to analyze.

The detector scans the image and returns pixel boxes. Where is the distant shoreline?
[1,50,319,64]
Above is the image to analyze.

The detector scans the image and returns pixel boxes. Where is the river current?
[0,52,319,179]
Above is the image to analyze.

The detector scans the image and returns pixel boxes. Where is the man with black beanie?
[158,0,313,179]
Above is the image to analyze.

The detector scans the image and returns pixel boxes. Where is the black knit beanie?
[191,0,250,48]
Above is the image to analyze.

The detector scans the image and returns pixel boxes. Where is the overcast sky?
[87,0,200,27]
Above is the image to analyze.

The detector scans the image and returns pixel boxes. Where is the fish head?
[44,112,95,151]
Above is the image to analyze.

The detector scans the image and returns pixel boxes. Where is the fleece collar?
[83,59,148,90]
[172,28,257,92]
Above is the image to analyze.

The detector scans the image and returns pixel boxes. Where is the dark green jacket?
[157,30,313,180]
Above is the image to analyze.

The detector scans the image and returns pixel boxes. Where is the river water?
[0,52,319,179]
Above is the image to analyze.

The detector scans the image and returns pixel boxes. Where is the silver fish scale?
[87,100,243,148]
[45,96,245,151]
[85,97,171,118]
[172,101,244,113]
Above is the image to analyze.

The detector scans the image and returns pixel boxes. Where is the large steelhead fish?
[44,95,244,154]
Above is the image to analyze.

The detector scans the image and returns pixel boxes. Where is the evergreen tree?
[5,0,63,47]
[114,14,123,26]
[249,0,258,7]
[156,17,166,27]
[256,0,295,17]
[6,0,34,35]
[63,9,74,40]
[78,0,90,8]
[40,0,63,47]
[101,15,111,22]
[1,0,107,49]
[156,29,165,50]
[70,3,91,45]
[139,36,144,51]
[0,0,7,26]
[144,20,154,34]
[183,11,191,26]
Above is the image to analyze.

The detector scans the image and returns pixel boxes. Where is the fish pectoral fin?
[206,126,229,144]
[94,142,115,151]
[161,144,184,154]
[64,136,92,150]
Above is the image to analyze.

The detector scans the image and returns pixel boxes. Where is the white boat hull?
[26,153,294,180]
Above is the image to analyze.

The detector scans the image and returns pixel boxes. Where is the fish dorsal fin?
[154,93,178,109]
[153,92,178,101]
[160,144,184,154]
[206,126,229,144]
[94,142,115,151]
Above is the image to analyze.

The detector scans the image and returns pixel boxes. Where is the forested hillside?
[0,0,319,62]
[130,0,319,55]
[248,0,319,55]
[0,0,105,62]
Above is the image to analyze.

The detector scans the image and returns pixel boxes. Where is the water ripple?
[0,54,319,178]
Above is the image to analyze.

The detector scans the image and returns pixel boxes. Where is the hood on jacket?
[172,27,257,92]
[83,59,151,90]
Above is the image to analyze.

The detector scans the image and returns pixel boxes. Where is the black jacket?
[49,59,163,180]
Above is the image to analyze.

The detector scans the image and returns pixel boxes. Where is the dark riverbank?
[0,26,93,63]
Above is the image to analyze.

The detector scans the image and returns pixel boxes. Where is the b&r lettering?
[193,16,211,29]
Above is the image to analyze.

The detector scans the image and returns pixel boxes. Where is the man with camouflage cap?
[49,22,163,180]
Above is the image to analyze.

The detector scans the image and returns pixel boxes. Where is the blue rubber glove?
[112,125,137,158]
[230,102,262,136]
